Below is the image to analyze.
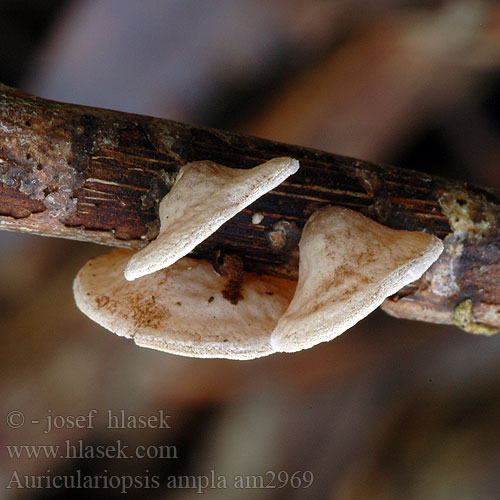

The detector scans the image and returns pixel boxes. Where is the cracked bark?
[1,83,499,332]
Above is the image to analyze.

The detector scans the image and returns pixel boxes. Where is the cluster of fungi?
[73,158,443,360]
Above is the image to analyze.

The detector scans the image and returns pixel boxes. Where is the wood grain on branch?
[1,83,499,332]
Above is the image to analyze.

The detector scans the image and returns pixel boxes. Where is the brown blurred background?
[1,1,500,499]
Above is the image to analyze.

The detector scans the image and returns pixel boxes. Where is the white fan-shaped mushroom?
[124,157,299,281]
[74,249,296,360]
[271,206,444,352]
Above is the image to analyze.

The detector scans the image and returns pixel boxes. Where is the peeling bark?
[383,187,500,332]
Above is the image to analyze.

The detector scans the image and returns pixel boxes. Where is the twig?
[1,83,499,331]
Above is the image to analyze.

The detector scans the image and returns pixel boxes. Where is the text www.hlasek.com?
[6,440,177,460]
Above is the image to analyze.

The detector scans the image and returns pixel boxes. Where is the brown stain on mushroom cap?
[213,251,244,305]
[130,295,170,330]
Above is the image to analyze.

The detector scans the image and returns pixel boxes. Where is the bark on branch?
[1,83,499,332]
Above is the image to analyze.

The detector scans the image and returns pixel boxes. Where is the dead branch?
[1,83,499,331]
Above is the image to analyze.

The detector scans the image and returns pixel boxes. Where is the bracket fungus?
[271,206,444,353]
[73,156,444,360]
[124,157,299,281]
[74,249,296,359]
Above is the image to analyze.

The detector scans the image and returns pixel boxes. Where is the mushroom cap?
[74,249,296,360]
[271,206,444,353]
[124,157,299,281]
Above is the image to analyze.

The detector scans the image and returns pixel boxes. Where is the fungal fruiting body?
[271,206,444,352]
[124,157,299,281]
[74,249,296,360]
[73,155,445,360]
